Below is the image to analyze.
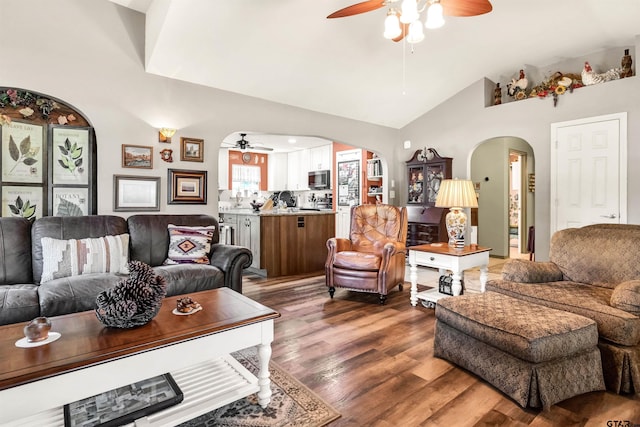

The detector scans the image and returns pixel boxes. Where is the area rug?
[178,348,340,427]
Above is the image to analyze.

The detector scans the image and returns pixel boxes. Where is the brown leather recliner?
[325,204,408,304]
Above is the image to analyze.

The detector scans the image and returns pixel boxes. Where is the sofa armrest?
[210,244,252,293]
[502,259,564,283]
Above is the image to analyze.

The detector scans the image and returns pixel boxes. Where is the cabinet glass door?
[425,164,445,205]
[407,166,424,204]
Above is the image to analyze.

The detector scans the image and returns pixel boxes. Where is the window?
[231,164,261,196]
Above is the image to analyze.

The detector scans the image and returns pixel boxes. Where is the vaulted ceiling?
[111,0,640,129]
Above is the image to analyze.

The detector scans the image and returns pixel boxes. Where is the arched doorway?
[470,137,534,259]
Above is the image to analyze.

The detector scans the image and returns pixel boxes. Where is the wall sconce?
[159,128,176,143]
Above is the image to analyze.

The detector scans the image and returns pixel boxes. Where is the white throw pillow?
[40,234,130,283]
[164,224,215,265]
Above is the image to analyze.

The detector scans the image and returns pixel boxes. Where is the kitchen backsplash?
[218,189,333,210]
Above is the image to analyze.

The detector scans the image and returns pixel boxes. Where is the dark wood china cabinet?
[405,148,452,246]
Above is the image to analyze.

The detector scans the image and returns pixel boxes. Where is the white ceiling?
[111,0,640,133]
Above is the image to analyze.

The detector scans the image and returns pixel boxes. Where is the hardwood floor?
[242,272,640,426]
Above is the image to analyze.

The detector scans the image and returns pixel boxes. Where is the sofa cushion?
[334,251,381,271]
[40,234,130,283]
[502,259,563,283]
[38,273,126,317]
[610,280,640,316]
[152,265,225,296]
[487,280,640,346]
[32,216,128,284]
[164,224,215,265]
[0,284,40,324]
[0,218,34,286]
[127,215,219,267]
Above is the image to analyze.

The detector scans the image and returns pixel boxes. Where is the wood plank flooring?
[242,273,640,426]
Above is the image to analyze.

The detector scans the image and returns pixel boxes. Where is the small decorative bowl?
[24,317,52,342]
[250,201,264,212]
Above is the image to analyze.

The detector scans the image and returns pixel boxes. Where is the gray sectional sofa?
[0,214,252,325]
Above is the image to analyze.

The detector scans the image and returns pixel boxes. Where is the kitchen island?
[219,209,335,277]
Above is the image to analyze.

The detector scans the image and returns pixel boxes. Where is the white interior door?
[335,148,361,238]
[550,113,627,233]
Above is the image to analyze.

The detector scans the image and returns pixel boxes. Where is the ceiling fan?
[328,0,492,42]
[223,133,274,151]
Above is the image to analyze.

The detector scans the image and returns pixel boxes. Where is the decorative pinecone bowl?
[95,260,167,328]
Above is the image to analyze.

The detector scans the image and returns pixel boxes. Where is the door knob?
[600,214,617,219]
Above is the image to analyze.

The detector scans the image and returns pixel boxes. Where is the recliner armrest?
[502,259,564,283]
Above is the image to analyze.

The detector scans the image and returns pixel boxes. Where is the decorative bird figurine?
[581,61,620,86]
[507,69,529,97]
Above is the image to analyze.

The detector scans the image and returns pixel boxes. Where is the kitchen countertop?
[219,208,335,217]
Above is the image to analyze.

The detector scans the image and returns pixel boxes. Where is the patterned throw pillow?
[40,234,130,283]
[610,280,640,315]
[164,224,215,265]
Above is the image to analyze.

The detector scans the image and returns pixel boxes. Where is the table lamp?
[435,179,478,248]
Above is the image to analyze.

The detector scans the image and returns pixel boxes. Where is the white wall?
[0,0,399,217]
[2,0,638,261]
[398,44,640,260]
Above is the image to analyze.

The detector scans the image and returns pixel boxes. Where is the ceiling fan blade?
[441,0,492,17]
[250,145,274,152]
[327,0,386,18]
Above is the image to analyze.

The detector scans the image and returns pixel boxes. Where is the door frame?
[550,112,627,234]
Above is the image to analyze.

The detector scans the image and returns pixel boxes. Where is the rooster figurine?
[507,69,529,98]
[581,61,620,86]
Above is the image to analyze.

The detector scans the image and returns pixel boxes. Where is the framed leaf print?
[1,185,44,221]
[1,121,44,183]
[52,127,89,185]
[52,187,89,216]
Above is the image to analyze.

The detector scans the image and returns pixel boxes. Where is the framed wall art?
[168,169,207,204]
[1,121,44,184]
[52,187,89,216]
[113,175,161,212]
[51,127,90,185]
[180,137,204,162]
[1,185,44,221]
[122,144,153,169]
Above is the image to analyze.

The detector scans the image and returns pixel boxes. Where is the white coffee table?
[0,288,280,426]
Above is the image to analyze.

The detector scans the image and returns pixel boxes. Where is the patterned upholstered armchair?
[325,204,408,304]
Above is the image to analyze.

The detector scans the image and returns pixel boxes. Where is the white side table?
[409,243,492,307]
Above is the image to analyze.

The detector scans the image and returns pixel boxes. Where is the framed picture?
[122,144,153,169]
[63,373,183,427]
[180,137,204,162]
[113,175,161,211]
[52,187,89,216]
[1,185,44,221]
[168,169,207,204]
[52,127,90,185]
[1,121,44,183]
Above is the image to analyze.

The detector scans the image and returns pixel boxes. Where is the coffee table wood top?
[0,287,279,391]
[408,243,491,257]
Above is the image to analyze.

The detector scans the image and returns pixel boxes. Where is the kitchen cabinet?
[308,144,332,171]
[405,148,452,245]
[287,150,309,190]
[268,152,288,191]
[237,214,260,269]
[218,148,230,189]
[220,213,260,269]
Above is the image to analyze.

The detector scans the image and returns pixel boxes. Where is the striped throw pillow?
[40,234,130,283]
[164,224,215,265]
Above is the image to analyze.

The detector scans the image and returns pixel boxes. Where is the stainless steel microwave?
[308,170,331,190]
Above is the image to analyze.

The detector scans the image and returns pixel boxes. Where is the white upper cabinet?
[268,152,288,191]
[287,149,309,190]
[308,144,333,171]
[218,148,229,189]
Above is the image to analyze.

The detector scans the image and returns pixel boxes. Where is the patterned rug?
[178,349,340,427]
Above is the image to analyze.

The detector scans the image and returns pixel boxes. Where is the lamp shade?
[435,179,478,209]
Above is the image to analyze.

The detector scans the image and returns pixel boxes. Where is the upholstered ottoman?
[434,291,605,409]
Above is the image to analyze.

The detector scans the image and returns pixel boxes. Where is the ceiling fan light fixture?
[425,1,445,29]
[407,20,425,43]
[400,0,419,24]
[383,9,402,39]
